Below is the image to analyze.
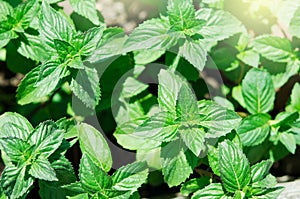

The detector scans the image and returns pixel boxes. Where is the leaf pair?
[234,68,274,147]
[236,68,300,154]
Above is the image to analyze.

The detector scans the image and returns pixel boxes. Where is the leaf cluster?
[1,0,300,198]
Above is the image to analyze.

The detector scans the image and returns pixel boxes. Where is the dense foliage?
[0,0,299,198]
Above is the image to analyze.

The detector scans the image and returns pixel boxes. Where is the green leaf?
[78,26,105,56]
[16,62,70,105]
[0,28,18,44]
[98,189,128,199]
[1,165,34,199]
[272,111,299,128]
[39,181,67,199]
[79,154,112,194]
[161,140,195,187]
[0,192,6,199]
[213,96,235,110]
[0,1,13,20]
[253,35,293,63]
[38,60,70,82]
[198,100,241,138]
[237,50,259,68]
[250,160,273,183]
[242,68,275,114]
[252,187,284,199]
[167,0,201,32]
[70,66,101,109]
[176,83,198,121]
[0,112,33,140]
[54,39,76,61]
[17,33,50,62]
[69,0,100,25]
[29,121,64,158]
[180,39,207,71]
[271,60,300,89]
[252,174,277,189]
[233,191,243,199]
[192,183,229,199]
[232,85,246,108]
[78,123,112,172]
[136,148,162,169]
[122,77,148,98]
[114,99,145,125]
[0,38,9,49]
[279,131,297,154]
[88,27,126,62]
[0,137,32,164]
[180,177,210,196]
[207,145,220,176]
[39,1,74,48]
[114,119,162,150]
[236,33,250,51]
[291,120,300,144]
[291,82,300,110]
[63,182,85,197]
[195,8,244,49]
[68,193,89,199]
[237,114,271,147]
[44,0,63,3]
[289,7,300,38]
[50,155,77,184]
[111,162,148,192]
[134,49,165,65]
[134,112,179,143]
[219,140,251,193]
[158,69,184,114]
[68,56,84,69]
[124,18,181,52]
[14,0,39,29]
[179,127,205,157]
[39,155,77,199]
[29,155,57,181]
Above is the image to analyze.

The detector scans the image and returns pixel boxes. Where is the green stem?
[169,49,182,72]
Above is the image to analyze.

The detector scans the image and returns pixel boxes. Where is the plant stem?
[169,49,182,72]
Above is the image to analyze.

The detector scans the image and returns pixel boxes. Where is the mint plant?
[114,69,241,187]
[0,112,76,198]
[16,1,103,109]
[123,0,244,71]
[0,0,299,198]
[187,140,283,199]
